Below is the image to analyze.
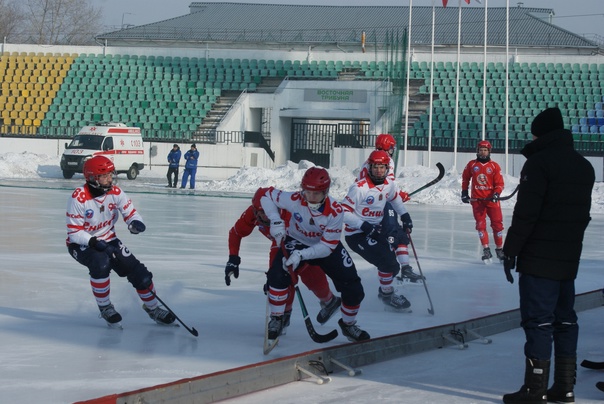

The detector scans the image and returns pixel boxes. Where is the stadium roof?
[97,2,598,49]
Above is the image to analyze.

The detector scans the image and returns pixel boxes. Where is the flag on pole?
[442,0,448,7]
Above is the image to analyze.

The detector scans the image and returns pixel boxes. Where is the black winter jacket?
[503,129,595,280]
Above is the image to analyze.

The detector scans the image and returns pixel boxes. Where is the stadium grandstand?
[1,2,603,179]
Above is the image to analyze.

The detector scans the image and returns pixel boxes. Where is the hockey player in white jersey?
[342,150,423,312]
[66,155,175,328]
[260,167,370,342]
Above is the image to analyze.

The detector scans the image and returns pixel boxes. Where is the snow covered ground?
[0,152,603,403]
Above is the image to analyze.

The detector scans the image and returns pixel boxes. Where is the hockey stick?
[278,243,339,343]
[407,233,435,315]
[147,288,199,337]
[104,246,198,336]
[469,184,519,202]
[295,285,339,343]
[408,162,445,197]
[581,359,604,370]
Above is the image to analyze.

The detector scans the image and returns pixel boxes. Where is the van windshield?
[67,135,105,150]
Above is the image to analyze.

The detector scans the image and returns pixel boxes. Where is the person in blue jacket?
[181,143,199,189]
[166,144,181,188]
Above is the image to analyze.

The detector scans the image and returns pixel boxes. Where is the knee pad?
[87,253,112,279]
[126,263,153,290]
[267,267,291,289]
[341,276,365,307]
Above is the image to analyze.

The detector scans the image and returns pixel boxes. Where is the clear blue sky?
[94,0,604,39]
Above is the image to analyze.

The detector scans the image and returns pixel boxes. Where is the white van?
[60,123,145,180]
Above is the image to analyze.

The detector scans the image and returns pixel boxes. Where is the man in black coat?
[502,107,595,404]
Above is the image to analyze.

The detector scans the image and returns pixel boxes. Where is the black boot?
[503,358,550,404]
[547,356,576,403]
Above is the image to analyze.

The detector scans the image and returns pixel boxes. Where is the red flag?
[442,0,448,7]
[465,0,471,3]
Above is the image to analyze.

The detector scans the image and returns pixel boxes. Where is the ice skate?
[482,247,493,264]
[495,248,505,262]
[99,304,123,329]
[267,314,284,340]
[396,265,425,285]
[378,287,412,313]
[143,304,176,326]
[338,319,370,342]
[316,296,342,325]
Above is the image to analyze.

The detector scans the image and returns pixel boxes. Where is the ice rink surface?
[1,180,603,403]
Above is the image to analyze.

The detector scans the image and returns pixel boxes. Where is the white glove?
[270,220,286,245]
[285,250,303,270]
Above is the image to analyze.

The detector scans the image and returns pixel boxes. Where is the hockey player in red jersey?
[66,156,175,328]
[461,140,505,262]
[261,167,369,342]
[224,187,341,333]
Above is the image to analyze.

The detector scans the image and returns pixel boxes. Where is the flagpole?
[453,0,462,169]
[505,0,509,174]
[404,0,413,167]
[481,0,488,141]
[428,0,436,167]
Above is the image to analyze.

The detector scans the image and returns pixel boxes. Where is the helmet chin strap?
[303,190,326,211]
[87,176,113,193]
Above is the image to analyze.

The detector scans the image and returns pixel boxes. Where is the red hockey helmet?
[367,150,390,184]
[375,134,396,155]
[83,155,115,191]
[301,167,330,210]
[477,140,492,151]
[301,167,331,192]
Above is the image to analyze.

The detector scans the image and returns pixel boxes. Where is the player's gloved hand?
[270,220,286,245]
[88,237,116,258]
[401,212,413,234]
[89,236,108,252]
[285,250,303,271]
[461,190,470,204]
[128,220,146,234]
[360,221,380,240]
[387,228,409,248]
[399,190,410,202]
[224,255,241,286]
[503,255,516,284]
[491,192,500,203]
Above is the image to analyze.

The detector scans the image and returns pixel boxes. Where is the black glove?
[503,255,516,284]
[88,236,116,258]
[128,220,146,234]
[401,213,413,234]
[224,255,241,286]
[387,228,409,247]
[88,236,108,252]
[360,221,380,240]
[491,192,500,203]
[461,190,470,204]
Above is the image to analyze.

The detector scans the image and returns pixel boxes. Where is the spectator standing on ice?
[502,107,595,404]
[166,144,181,188]
[181,143,199,189]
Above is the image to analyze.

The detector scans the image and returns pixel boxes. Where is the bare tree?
[22,0,103,45]
[0,0,26,41]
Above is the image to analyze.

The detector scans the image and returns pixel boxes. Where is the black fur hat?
[531,107,564,137]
